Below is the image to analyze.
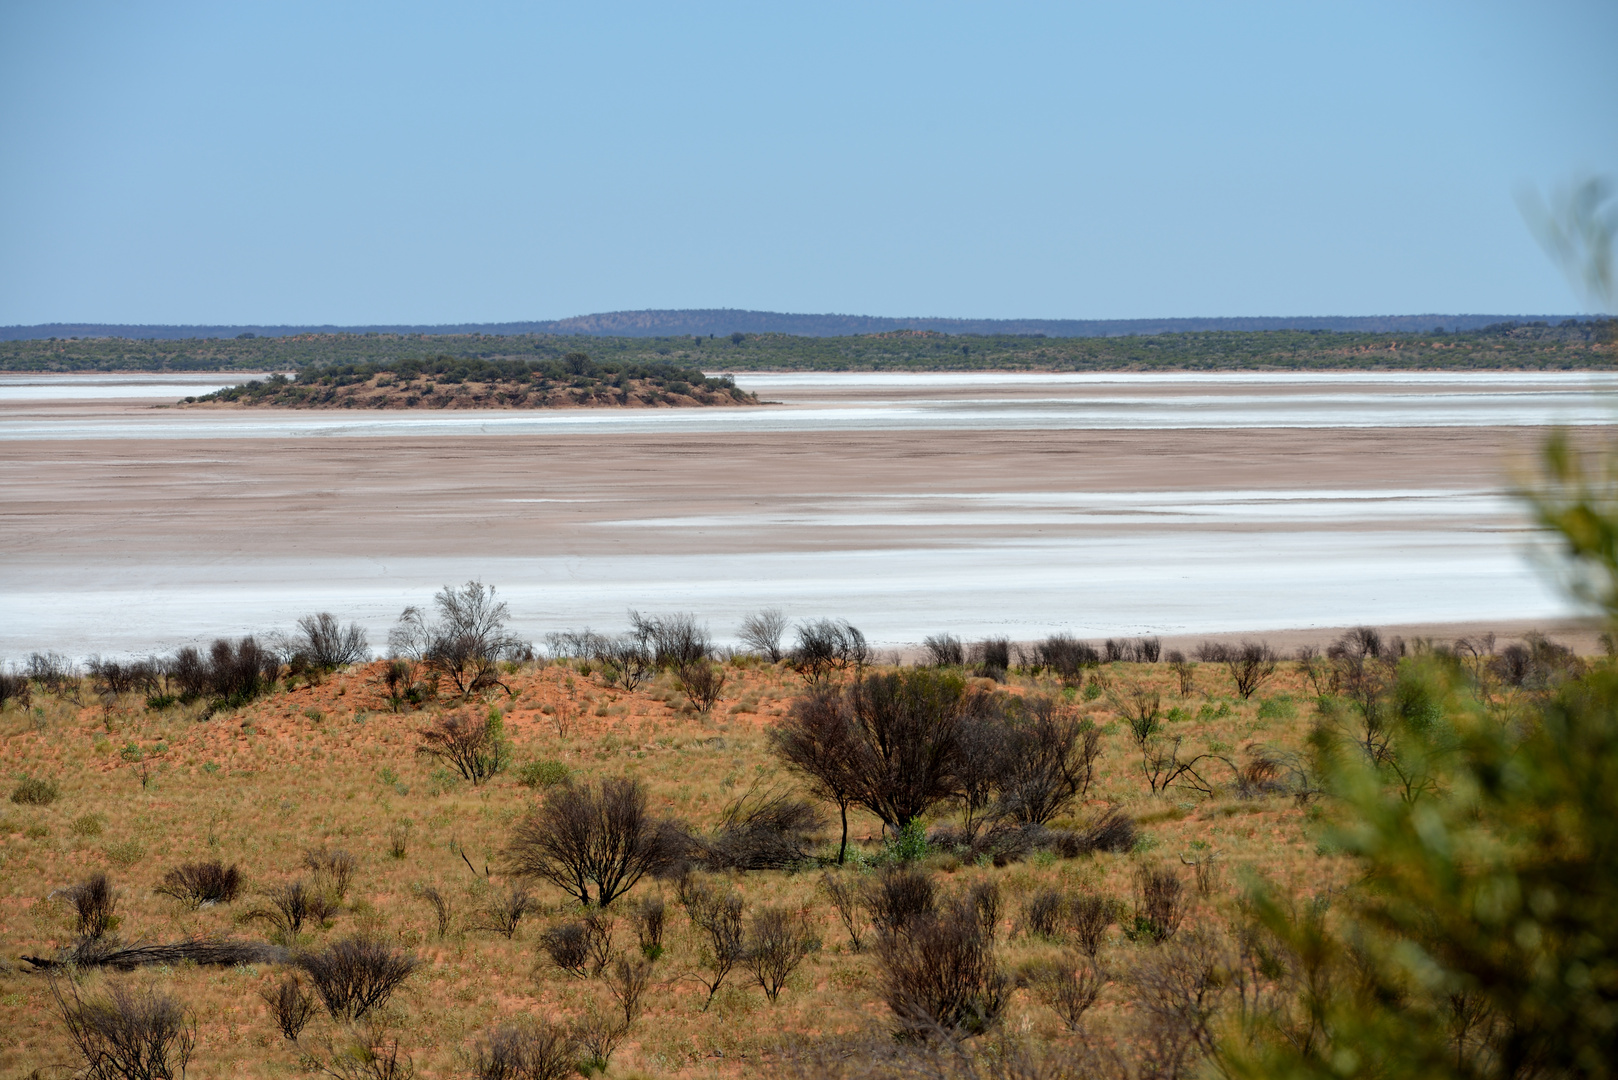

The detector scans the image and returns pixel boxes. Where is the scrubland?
[0,619,1582,1080]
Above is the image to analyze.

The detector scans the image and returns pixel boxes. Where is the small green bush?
[104,840,145,868]
[145,693,178,710]
[71,813,105,837]
[10,776,59,805]
[1256,695,1296,720]
[515,760,570,789]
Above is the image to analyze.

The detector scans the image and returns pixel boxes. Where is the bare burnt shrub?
[628,610,711,670]
[574,1012,630,1075]
[680,878,747,1009]
[88,657,163,698]
[293,612,370,671]
[11,775,60,805]
[504,776,682,907]
[790,618,869,687]
[1128,866,1186,945]
[1068,893,1113,959]
[478,884,538,939]
[416,710,509,784]
[1226,641,1278,700]
[1488,632,1582,689]
[1134,636,1163,663]
[995,697,1099,825]
[0,667,30,708]
[595,634,652,691]
[582,910,616,975]
[745,906,820,1002]
[950,707,1010,840]
[53,978,195,1080]
[1194,640,1229,663]
[538,922,590,978]
[310,1019,415,1080]
[739,608,789,663]
[388,582,523,697]
[604,954,653,1022]
[865,866,937,939]
[1033,635,1100,685]
[970,638,1011,679]
[1021,889,1067,939]
[922,634,965,667]
[260,974,317,1041]
[1110,679,1164,747]
[1125,928,1230,1075]
[1075,806,1137,854]
[1020,953,1104,1031]
[156,861,242,908]
[28,651,79,695]
[22,937,284,973]
[630,894,665,960]
[844,669,971,831]
[250,879,340,935]
[966,880,1000,939]
[304,848,359,900]
[204,636,282,707]
[820,872,864,952]
[1167,651,1197,695]
[65,872,118,939]
[700,786,825,871]
[877,897,1009,1039]
[297,937,420,1020]
[472,1022,576,1080]
[417,886,452,938]
[675,659,727,713]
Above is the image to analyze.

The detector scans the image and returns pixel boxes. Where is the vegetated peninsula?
[3,319,1612,374]
[183,354,758,409]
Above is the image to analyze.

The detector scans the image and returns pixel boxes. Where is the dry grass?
[0,656,1348,1078]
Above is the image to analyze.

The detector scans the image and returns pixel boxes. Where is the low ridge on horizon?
[0,308,1597,342]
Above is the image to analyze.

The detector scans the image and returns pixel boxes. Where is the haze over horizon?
[2,3,1615,327]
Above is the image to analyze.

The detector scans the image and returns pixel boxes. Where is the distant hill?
[0,309,1597,342]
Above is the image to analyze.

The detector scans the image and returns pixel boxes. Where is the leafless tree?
[628,610,710,669]
[477,884,538,939]
[261,974,317,1041]
[389,581,524,697]
[676,659,727,713]
[53,978,195,1080]
[769,689,863,863]
[1166,650,1197,696]
[64,872,118,940]
[739,608,789,662]
[790,619,869,687]
[471,1022,575,1080]
[820,872,865,952]
[923,634,965,667]
[1226,641,1278,699]
[156,861,242,908]
[877,896,1009,1039]
[745,907,820,1002]
[681,878,747,1010]
[1110,680,1164,747]
[416,710,509,784]
[296,937,421,1020]
[292,613,370,671]
[604,955,653,1022]
[995,697,1101,825]
[504,777,681,907]
[1128,865,1186,944]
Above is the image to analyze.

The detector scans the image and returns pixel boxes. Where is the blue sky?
[1,1,1614,325]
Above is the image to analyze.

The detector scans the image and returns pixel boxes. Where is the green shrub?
[10,776,59,805]
[515,760,570,789]
[1255,695,1296,720]
[104,840,145,868]
[882,819,932,864]
[145,693,178,710]
[71,813,105,837]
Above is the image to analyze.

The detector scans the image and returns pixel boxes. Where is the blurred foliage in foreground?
[1221,432,1618,1080]
[2,320,1611,373]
